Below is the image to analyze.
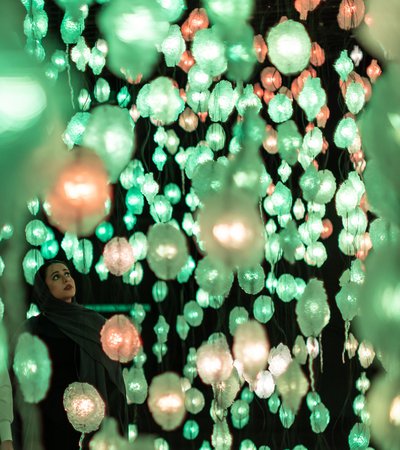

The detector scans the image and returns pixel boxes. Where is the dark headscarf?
[32,260,128,433]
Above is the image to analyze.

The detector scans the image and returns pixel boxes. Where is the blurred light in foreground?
[148,372,186,430]
[13,332,51,403]
[45,149,111,236]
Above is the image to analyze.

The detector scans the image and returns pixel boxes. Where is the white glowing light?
[212,221,253,249]
[0,77,47,134]
[117,10,162,43]
[156,393,184,412]
[63,181,96,201]
[389,396,400,426]
[156,244,178,259]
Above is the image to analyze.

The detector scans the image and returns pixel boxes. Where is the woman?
[19,260,128,450]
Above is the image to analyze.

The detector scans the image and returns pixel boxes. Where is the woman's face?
[45,263,76,303]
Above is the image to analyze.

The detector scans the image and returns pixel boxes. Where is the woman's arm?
[0,368,14,448]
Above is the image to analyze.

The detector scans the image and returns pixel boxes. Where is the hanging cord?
[342,320,350,363]
[319,332,324,373]
[66,44,76,110]
[308,354,316,392]
[181,168,186,196]
[78,432,85,449]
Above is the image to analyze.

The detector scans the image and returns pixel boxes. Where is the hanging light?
[13,332,51,403]
[45,149,111,237]
[100,314,142,363]
[276,361,309,413]
[63,382,105,433]
[253,34,268,63]
[260,67,282,92]
[266,19,311,75]
[185,388,205,414]
[181,8,209,41]
[268,343,292,378]
[179,107,199,132]
[294,0,321,20]
[103,237,135,276]
[98,0,169,80]
[233,320,270,381]
[123,367,148,404]
[196,338,233,385]
[198,189,265,269]
[88,417,132,450]
[337,0,365,30]
[310,42,325,66]
[82,105,135,183]
[146,223,189,280]
[254,370,275,399]
[147,372,186,431]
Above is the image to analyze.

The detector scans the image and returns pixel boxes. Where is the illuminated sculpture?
[196,337,233,385]
[7,0,399,447]
[296,279,330,338]
[89,417,132,450]
[136,77,185,125]
[45,150,111,236]
[13,332,51,403]
[146,223,188,280]
[100,314,142,363]
[63,382,105,433]
[83,105,135,182]
[233,320,270,382]
[98,0,169,80]
[147,372,186,431]
[198,189,265,269]
[266,19,311,75]
[103,237,135,276]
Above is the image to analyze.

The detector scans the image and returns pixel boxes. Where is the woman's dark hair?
[32,260,74,307]
[35,259,71,285]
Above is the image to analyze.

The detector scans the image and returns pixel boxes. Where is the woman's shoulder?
[24,314,44,331]
[23,314,57,337]
[10,315,45,349]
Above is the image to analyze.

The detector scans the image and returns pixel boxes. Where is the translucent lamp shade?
[266,19,311,75]
[100,314,142,363]
[198,189,265,269]
[103,237,135,276]
[233,320,270,380]
[196,340,233,385]
[63,382,105,433]
[148,372,186,431]
[45,149,111,237]
[13,332,51,403]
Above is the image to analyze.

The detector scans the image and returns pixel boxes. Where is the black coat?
[13,314,128,450]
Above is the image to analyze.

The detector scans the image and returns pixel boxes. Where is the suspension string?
[79,432,85,450]
[308,355,315,392]
[319,332,324,373]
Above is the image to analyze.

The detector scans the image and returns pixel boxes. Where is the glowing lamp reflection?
[23,360,38,376]
[156,244,178,259]
[156,394,184,412]
[212,221,252,249]
[73,396,95,416]
[389,396,400,426]
[63,180,96,201]
[101,314,142,363]
[241,343,269,365]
